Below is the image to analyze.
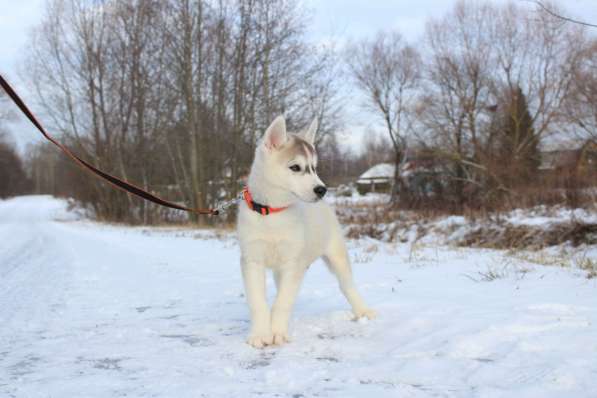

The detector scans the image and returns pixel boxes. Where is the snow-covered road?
[1,196,596,397]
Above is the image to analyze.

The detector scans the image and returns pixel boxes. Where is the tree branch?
[530,1,597,28]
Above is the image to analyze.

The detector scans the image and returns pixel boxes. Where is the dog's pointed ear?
[302,118,318,145]
[263,115,287,150]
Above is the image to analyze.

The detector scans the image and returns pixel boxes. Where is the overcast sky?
[2,0,597,153]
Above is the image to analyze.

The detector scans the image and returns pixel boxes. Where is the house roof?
[539,139,597,170]
[357,163,395,184]
[540,138,587,152]
[539,150,578,170]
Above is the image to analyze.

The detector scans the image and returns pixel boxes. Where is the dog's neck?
[246,151,297,208]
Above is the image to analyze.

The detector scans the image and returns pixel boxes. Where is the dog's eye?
[289,165,301,172]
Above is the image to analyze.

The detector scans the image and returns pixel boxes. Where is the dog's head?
[256,115,326,203]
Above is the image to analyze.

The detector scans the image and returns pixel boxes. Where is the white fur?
[237,116,375,348]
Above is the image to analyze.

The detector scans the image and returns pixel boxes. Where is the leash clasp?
[213,191,244,214]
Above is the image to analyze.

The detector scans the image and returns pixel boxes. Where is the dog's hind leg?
[323,239,376,320]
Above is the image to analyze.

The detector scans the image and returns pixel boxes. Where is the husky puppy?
[237,115,376,348]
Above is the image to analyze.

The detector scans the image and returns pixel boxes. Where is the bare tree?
[421,1,495,204]
[290,43,345,144]
[164,0,211,222]
[492,2,585,144]
[419,0,586,206]
[346,31,422,203]
[25,0,179,222]
[564,39,597,142]
[360,129,393,169]
[22,0,338,223]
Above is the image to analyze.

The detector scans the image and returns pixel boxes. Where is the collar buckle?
[243,187,287,216]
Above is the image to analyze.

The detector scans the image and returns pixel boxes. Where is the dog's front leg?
[242,261,272,348]
[271,267,306,345]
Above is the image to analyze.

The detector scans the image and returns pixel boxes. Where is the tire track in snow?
[0,223,73,325]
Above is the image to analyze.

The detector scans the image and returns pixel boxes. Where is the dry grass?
[335,197,597,279]
[458,222,597,250]
[575,254,597,279]
[462,268,510,282]
[337,201,437,243]
[461,256,533,282]
[336,195,597,250]
[507,250,571,268]
[506,249,597,279]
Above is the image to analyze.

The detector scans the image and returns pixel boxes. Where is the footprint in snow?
[242,351,277,370]
[160,334,214,347]
[76,356,128,372]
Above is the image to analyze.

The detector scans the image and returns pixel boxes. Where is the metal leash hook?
[213,190,245,215]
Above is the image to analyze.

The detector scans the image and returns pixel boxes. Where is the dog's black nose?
[314,185,327,198]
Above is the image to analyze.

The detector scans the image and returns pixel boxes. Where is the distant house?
[356,151,449,196]
[539,140,597,177]
[356,163,395,194]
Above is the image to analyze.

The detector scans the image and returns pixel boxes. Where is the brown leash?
[0,74,219,216]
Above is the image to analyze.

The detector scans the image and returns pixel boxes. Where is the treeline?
[10,0,597,220]
[21,0,342,223]
[348,1,597,211]
[0,92,29,199]
[0,135,29,199]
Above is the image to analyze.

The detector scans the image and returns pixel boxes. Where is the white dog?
[237,115,376,348]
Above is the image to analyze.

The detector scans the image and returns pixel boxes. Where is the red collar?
[242,187,288,215]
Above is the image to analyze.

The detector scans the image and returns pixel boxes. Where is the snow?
[1,195,597,397]
[328,191,389,205]
[504,206,597,226]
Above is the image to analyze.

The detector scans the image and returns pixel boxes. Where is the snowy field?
[1,196,597,398]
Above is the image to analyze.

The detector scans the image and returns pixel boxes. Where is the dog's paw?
[272,331,291,346]
[353,308,377,321]
[247,332,274,349]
